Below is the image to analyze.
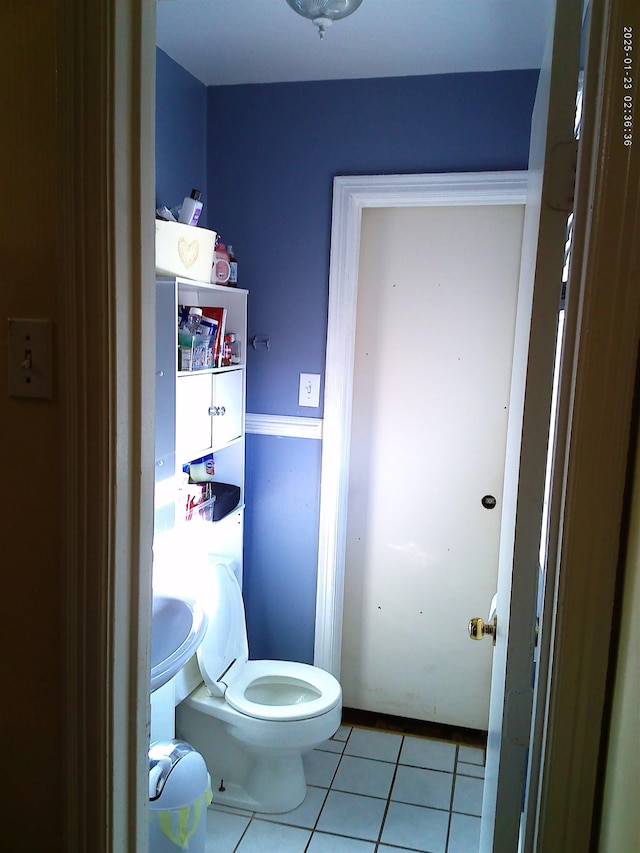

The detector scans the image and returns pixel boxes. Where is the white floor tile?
[307,831,376,852]
[391,765,453,811]
[235,819,311,852]
[205,808,250,853]
[332,754,396,799]
[209,802,255,817]
[303,748,341,787]
[452,775,484,817]
[344,727,402,763]
[400,737,457,773]
[447,812,481,853]
[379,847,427,853]
[381,800,449,853]
[456,761,485,779]
[317,737,347,754]
[457,745,485,766]
[267,785,327,829]
[316,790,387,841]
[333,725,352,742]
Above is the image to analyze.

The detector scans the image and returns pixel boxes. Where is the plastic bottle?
[198,315,217,338]
[222,333,233,367]
[178,307,203,371]
[178,189,203,226]
[227,245,238,286]
[212,243,231,284]
[185,306,203,335]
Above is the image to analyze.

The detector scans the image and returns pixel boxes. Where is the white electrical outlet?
[299,373,321,407]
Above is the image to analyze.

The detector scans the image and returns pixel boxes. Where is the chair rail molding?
[246,413,323,440]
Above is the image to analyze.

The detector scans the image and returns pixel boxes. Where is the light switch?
[8,318,53,399]
[299,373,321,408]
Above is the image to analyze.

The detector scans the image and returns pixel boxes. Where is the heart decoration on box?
[178,237,199,269]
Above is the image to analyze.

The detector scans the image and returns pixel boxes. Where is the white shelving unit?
[155,276,248,578]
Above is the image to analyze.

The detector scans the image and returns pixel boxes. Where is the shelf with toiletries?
[155,275,247,574]
[177,473,243,527]
[174,278,247,372]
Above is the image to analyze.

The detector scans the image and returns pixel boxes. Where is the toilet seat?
[224,659,341,722]
[196,559,341,722]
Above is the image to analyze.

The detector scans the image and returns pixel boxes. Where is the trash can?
[149,740,211,852]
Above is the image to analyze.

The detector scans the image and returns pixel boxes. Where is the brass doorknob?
[468,615,497,645]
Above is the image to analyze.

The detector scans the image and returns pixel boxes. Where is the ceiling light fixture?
[285,0,364,40]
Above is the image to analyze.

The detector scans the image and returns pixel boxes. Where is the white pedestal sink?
[151,594,208,693]
[150,595,208,743]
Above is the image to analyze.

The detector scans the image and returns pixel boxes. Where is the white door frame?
[58,0,156,848]
[314,171,528,677]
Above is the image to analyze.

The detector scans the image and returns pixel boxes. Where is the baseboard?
[341,706,487,748]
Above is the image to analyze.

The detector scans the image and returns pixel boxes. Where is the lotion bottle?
[178,189,203,226]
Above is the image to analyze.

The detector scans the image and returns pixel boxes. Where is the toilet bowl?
[175,559,342,813]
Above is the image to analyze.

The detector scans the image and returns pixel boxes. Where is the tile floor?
[204,724,485,853]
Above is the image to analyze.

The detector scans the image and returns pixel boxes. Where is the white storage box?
[155,220,217,282]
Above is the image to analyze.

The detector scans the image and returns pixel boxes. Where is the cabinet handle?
[207,406,226,417]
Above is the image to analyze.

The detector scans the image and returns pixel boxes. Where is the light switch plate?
[299,372,321,408]
[8,318,53,399]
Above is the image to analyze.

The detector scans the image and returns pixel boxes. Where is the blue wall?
[156,49,208,227]
[243,434,324,663]
[155,54,539,664]
[206,73,538,417]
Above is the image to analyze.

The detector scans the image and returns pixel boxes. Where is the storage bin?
[156,220,217,283]
[178,476,217,523]
[207,482,241,521]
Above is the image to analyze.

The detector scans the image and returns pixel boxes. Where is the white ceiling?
[156,0,553,87]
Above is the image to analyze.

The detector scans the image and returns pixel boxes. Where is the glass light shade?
[285,0,364,38]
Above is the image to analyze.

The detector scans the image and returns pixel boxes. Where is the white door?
[341,204,524,730]
[480,0,584,848]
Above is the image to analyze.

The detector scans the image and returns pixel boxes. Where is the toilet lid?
[196,560,248,697]
[225,659,342,722]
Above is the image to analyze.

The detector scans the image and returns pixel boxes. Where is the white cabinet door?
[176,372,212,465]
[176,369,243,464]
[211,369,243,450]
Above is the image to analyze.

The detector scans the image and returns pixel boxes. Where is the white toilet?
[175,559,342,814]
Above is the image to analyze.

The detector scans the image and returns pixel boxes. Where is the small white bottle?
[178,189,203,226]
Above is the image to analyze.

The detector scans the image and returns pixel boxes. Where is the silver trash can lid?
[149,740,201,801]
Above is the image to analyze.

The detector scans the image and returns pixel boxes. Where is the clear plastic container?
[185,307,203,334]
